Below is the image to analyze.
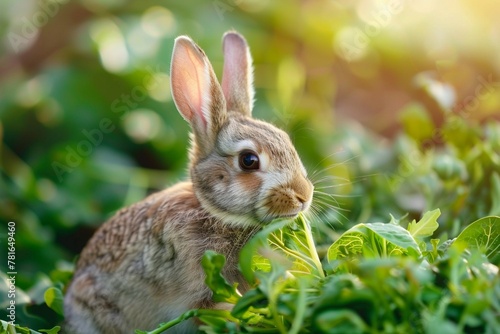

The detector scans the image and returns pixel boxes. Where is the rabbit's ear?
[171,36,227,156]
[221,31,254,117]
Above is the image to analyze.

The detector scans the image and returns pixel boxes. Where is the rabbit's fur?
[64,31,313,333]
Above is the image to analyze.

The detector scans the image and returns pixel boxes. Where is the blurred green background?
[1,0,500,328]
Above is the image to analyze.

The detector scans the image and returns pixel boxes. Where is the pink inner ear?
[171,38,208,128]
[221,47,242,98]
[181,50,208,127]
[222,34,247,107]
[221,32,253,116]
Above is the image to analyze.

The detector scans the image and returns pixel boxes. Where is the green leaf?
[201,251,240,304]
[134,309,199,334]
[44,287,64,316]
[0,320,41,334]
[265,215,324,278]
[231,288,267,318]
[296,214,325,278]
[314,309,368,334]
[197,309,242,333]
[38,327,61,334]
[327,223,421,262]
[287,277,308,334]
[407,209,441,239]
[432,155,467,181]
[429,238,440,261]
[489,173,500,216]
[197,313,230,329]
[399,102,435,142]
[455,216,500,265]
[239,219,292,284]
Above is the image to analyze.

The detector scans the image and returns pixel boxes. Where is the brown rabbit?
[63,31,313,333]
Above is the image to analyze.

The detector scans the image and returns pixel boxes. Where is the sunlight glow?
[90,19,129,73]
[141,6,176,38]
[122,108,162,143]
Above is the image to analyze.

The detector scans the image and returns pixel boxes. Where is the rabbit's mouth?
[256,186,313,223]
[278,206,307,219]
[278,213,300,220]
[281,213,299,218]
[260,205,308,223]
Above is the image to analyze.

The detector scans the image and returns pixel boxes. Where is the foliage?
[1,0,500,333]
[0,320,59,334]
[142,213,499,334]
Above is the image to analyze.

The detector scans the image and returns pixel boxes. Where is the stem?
[288,278,307,334]
[269,234,317,267]
[138,309,236,334]
[298,213,325,278]
[137,309,199,334]
[268,280,289,334]
[371,232,379,257]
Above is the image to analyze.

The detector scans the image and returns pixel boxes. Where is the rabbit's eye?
[239,151,260,170]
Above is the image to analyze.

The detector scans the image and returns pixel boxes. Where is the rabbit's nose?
[291,176,313,204]
[297,195,312,212]
[295,193,308,204]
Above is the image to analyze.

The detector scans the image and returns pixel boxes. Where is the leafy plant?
[140,212,500,334]
[1,2,499,331]
[0,320,59,334]
[454,216,500,265]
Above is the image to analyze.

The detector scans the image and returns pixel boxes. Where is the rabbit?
[63,31,314,334]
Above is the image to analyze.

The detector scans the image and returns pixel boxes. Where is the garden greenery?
[2,1,500,333]
[2,106,500,333]
[2,213,498,334]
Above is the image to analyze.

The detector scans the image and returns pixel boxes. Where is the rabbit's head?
[171,31,313,227]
